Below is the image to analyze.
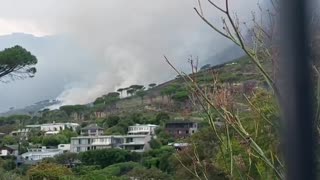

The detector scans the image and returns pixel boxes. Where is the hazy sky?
[0,0,259,112]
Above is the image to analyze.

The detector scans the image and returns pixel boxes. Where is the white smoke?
[0,0,259,108]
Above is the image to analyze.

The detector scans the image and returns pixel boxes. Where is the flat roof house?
[119,135,151,153]
[21,147,63,163]
[165,121,198,139]
[81,124,104,136]
[70,135,152,153]
[128,124,159,135]
[70,135,123,153]
[11,122,80,137]
[0,145,19,157]
[41,122,79,135]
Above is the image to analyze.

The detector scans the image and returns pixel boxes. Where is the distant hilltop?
[0,99,60,117]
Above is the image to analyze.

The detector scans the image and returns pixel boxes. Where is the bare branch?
[194,7,236,43]
[208,0,226,13]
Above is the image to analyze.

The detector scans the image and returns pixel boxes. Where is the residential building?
[0,145,19,157]
[119,135,151,152]
[168,143,189,151]
[81,124,104,136]
[0,132,5,137]
[10,129,30,137]
[128,124,159,135]
[70,123,155,153]
[10,122,79,137]
[165,121,198,138]
[58,144,71,152]
[70,135,123,153]
[70,135,151,153]
[41,122,79,132]
[21,147,63,162]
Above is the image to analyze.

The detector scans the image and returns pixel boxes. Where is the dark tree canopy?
[0,45,37,81]
[200,64,211,70]
[148,83,157,88]
[129,85,144,90]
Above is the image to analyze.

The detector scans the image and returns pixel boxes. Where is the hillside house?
[127,124,159,135]
[58,144,71,152]
[41,122,79,135]
[0,145,19,157]
[80,124,104,136]
[165,121,198,138]
[70,135,151,153]
[11,122,79,137]
[20,147,63,163]
[119,135,151,152]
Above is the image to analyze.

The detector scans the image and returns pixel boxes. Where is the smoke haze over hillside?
[0,0,259,111]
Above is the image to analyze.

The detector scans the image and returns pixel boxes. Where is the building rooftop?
[3,144,19,150]
[165,121,196,124]
[25,125,41,128]
[41,122,79,126]
[81,124,103,130]
[130,124,158,127]
[71,135,124,139]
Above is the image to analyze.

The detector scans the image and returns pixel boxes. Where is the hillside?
[0,55,270,120]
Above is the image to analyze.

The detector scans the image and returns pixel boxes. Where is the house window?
[186,130,189,134]
[77,147,80,152]
[127,138,133,143]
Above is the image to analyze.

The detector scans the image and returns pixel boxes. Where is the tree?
[136,90,147,104]
[91,162,142,177]
[148,83,157,89]
[104,115,120,128]
[171,90,189,103]
[155,112,170,125]
[27,163,72,180]
[200,64,211,70]
[59,129,78,141]
[126,88,135,96]
[79,149,137,168]
[117,88,124,97]
[126,167,172,180]
[129,85,144,91]
[0,45,37,81]
[1,135,17,145]
[93,92,120,105]
[60,105,87,116]
[2,159,16,171]
[54,152,79,167]
[42,134,68,146]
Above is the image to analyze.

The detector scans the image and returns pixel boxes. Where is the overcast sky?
[0,0,259,112]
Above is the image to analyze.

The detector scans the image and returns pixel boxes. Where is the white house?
[70,135,151,153]
[21,147,63,161]
[0,145,19,157]
[70,135,124,153]
[70,123,156,153]
[127,124,159,135]
[11,122,79,137]
[58,144,71,152]
[119,135,152,152]
[41,122,79,132]
[80,124,104,136]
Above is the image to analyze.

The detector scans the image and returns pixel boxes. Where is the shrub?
[79,149,137,168]
[27,163,72,180]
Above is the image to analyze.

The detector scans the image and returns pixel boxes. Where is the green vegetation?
[0,45,37,81]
